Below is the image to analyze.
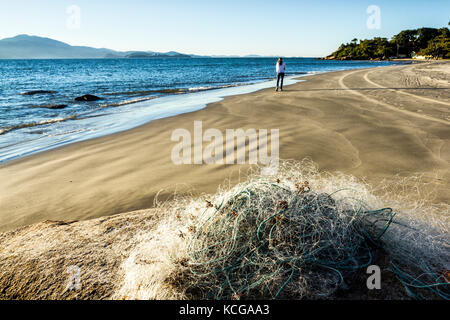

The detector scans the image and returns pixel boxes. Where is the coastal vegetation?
[326,25,450,60]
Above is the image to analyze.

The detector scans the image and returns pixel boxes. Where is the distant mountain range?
[0,35,297,59]
[0,35,192,59]
[0,35,291,59]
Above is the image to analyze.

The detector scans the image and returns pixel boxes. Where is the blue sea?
[0,58,405,162]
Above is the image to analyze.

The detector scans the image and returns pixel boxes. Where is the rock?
[74,94,102,102]
[20,90,57,95]
[30,104,68,109]
[319,55,336,60]
[0,208,159,300]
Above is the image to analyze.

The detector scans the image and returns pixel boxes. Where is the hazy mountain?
[0,35,116,59]
[0,35,301,59]
[0,35,191,59]
[124,51,190,58]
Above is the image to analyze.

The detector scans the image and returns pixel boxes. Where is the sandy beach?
[0,61,449,233]
[0,61,449,300]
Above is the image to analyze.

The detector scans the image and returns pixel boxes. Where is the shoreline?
[0,74,305,164]
[0,61,448,232]
[0,60,407,164]
[1,65,390,167]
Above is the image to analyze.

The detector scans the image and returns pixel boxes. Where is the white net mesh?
[113,159,450,300]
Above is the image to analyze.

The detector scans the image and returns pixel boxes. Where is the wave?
[98,84,249,108]
[103,83,249,98]
[1,83,255,136]
[287,71,308,75]
[99,96,159,108]
[103,88,187,97]
[3,78,304,137]
[188,83,245,92]
[0,116,77,136]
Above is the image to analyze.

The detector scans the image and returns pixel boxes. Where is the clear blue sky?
[0,0,448,56]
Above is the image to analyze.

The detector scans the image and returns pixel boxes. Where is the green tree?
[328,25,448,60]
[420,28,450,58]
[414,28,439,51]
[391,29,417,55]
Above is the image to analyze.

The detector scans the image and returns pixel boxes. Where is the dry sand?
[0,61,449,234]
[0,210,158,299]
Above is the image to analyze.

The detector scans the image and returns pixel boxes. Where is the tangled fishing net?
[114,160,449,300]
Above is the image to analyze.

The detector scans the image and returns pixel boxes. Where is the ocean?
[0,58,405,162]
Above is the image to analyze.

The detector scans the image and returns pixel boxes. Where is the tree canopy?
[328,26,449,60]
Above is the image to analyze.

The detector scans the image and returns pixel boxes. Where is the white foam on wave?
[100,96,158,108]
[0,116,77,136]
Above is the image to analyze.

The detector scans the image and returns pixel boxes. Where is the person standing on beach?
[276,58,286,92]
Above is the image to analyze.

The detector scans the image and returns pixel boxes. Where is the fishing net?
[173,181,393,299]
[115,160,450,300]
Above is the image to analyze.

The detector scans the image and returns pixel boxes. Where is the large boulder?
[74,94,102,102]
[20,90,57,95]
[30,104,68,109]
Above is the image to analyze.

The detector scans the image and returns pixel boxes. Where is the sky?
[0,0,448,57]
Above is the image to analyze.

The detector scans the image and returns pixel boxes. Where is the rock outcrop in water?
[74,94,102,102]
[20,90,57,95]
[30,104,68,109]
